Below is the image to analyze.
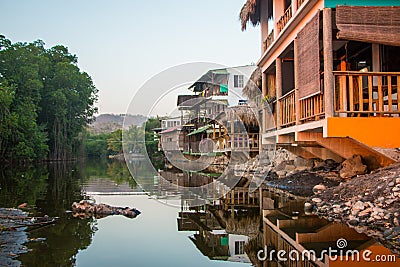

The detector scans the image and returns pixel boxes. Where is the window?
[234,241,245,255]
[234,75,244,88]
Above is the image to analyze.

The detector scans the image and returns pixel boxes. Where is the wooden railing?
[299,93,325,122]
[333,71,400,116]
[277,5,292,33]
[263,30,275,51]
[297,0,306,8]
[279,90,296,127]
[229,133,259,151]
[223,187,259,206]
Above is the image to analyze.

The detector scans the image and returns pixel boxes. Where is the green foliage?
[85,132,110,157]
[0,36,98,162]
[107,129,123,154]
[123,125,145,154]
[144,117,164,169]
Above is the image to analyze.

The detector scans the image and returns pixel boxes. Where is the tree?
[107,129,123,155]
[0,36,98,162]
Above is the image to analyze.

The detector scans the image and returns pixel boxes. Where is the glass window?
[234,75,244,88]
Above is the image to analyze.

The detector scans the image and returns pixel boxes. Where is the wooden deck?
[262,71,400,167]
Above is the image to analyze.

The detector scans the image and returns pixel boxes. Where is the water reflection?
[0,159,140,267]
[177,204,256,264]
[258,189,399,267]
[0,162,95,266]
[0,160,398,266]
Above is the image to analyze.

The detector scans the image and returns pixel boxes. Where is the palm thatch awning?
[240,0,261,31]
[226,105,259,126]
[242,67,262,100]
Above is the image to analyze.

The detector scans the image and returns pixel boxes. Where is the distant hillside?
[88,114,147,134]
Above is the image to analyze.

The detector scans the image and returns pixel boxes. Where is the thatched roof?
[242,67,262,100]
[226,104,259,126]
[240,0,261,31]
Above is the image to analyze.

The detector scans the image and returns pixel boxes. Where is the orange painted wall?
[327,117,400,148]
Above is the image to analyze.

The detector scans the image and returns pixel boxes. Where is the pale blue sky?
[1,0,260,115]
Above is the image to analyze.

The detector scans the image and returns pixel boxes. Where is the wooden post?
[372,44,380,86]
[292,0,298,17]
[276,58,282,129]
[294,38,300,125]
[262,72,267,97]
[261,0,269,53]
[323,8,334,118]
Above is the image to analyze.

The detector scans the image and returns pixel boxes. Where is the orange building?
[240,0,400,167]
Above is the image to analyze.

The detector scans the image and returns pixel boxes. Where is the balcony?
[299,93,324,122]
[229,133,260,152]
[277,5,292,33]
[279,90,296,127]
[333,71,400,117]
[263,30,275,52]
[297,0,306,8]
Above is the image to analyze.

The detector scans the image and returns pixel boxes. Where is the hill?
[88,114,147,134]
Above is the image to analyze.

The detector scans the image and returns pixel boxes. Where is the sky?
[1,0,260,116]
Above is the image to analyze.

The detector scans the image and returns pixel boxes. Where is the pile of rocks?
[71,200,141,219]
[307,163,400,254]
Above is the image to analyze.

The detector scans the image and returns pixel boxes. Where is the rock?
[311,198,322,204]
[312,184,327,195]
[353,201,366,211]
[285,165,296,172]
[294,157,314,170]
[388,182,395,187]
[392,187,400,192]
[295,166,309,172]
[396,178,400,184]
[71,201,140,218]
[348,219,359,226]
[17,203,28,209]
[304,202,313,211]
[333,207,341,214]
[275,171,287,178]
[339,155,367,179]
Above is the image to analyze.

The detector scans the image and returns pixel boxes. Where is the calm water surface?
[2,159,398,267]
[0,159,251,267]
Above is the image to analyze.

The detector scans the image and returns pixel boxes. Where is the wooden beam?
[296,132,395,167]
[323,8,334,118]
[276,58,282,129]
[281,145,319,159]
[294,38,300,125]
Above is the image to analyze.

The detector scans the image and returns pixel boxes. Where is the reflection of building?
[241,0,400,167]
[259,188,399,267]
[177,205,252,264]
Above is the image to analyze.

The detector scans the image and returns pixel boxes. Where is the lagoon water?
[0,159,251,267]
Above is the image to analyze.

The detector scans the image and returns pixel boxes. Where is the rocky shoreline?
[307,163,400,255]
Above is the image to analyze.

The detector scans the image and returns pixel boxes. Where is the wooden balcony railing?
[229,133,259,151]
[277,5,292,33]
[263,30,275,51]
[222,187,259,206]
[297,0,306,8]
[299,93,325,122]
[279,90,296,127]
[333,71,400,116]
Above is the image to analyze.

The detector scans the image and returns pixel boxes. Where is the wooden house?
[240,0,400,167]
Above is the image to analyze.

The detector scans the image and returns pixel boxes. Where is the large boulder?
[339,155,367,179]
